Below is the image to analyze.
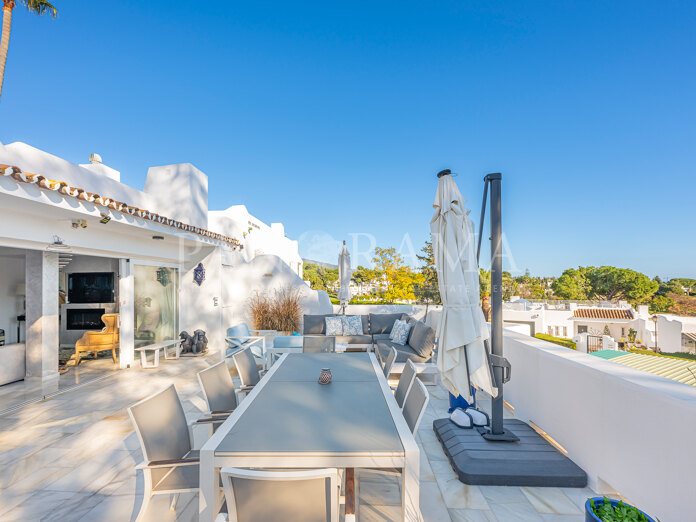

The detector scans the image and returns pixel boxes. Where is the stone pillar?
[25,250,59,380]
[118,259,135,369]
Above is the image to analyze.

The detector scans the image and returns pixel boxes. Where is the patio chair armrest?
[250,329,276,335]
[210,409,235,415]
[136,458,200,470]
[194,417,227,425]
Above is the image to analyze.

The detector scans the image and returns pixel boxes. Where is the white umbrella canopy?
[338,240,352,307]
[430,173,497,402]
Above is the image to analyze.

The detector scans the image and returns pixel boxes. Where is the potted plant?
[585,496,655,522]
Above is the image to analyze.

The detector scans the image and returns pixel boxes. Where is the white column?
[118,259,135,369]
[25,250,59,380]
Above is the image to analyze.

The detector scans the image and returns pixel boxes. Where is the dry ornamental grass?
[249,286,303,333]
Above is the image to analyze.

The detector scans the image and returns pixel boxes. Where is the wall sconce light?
[152,235,165,240]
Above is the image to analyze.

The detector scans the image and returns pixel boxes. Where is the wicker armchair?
[74,313,119,366]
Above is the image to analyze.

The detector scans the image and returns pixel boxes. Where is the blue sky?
[1,1,694,278]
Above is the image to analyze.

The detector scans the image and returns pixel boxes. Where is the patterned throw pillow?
[341,315,363,336]
[325,316,343,336]
[389,319,412,346]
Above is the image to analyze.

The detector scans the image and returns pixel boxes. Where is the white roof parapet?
[0,164,241,248]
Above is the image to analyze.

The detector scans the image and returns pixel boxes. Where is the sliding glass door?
[133,265,179,348]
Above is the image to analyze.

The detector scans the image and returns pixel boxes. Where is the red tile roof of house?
[0,164,240,247]
[573,308,633,320]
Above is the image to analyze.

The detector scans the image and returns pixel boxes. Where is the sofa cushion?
[303,314,335,335]
[376,339,431,364]
[372,333,391,342]
[325,316,344,336]
[389,319,412,345]
[408,321,436,360]
[333,335,373,344]
[369,313,407,335]
[341,315,363,336]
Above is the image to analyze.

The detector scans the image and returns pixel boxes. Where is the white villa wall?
[209,206,303,276]
[500,330,696,521]
[143,163,209,230]
[0,254,25,344]
[221,255,331,333]
[0,143,149,209]
[503,308,573,337]
[180,247,224,354]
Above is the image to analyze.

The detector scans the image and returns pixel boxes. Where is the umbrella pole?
[482,172,518,442]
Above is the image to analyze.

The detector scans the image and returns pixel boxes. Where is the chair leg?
[112,347,117,364]
[135,493,151,522]
[170,493,179,511]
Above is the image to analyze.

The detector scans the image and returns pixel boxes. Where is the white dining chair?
[128,385,217,520]
[402,377,429,433]
[232,347,263,396]
[382,346,397,378]
[197,361,238,420]
[393,359,418,409]
[217,468,341,521]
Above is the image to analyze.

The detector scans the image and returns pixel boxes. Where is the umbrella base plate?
[433,418,587,487]
[479,427,520,442]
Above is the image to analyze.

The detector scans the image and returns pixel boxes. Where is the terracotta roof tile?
[0,164,240,247]
[573,308,633,320]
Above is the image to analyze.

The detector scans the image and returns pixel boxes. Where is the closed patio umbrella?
[431,170,496,402]
[337,240,352,313]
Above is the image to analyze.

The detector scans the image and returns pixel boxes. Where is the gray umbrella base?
[433,418,587,487]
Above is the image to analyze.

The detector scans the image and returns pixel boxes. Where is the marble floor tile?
[422,441,448,461]
[479,485,529,505]
[358,502,403,521]
[560,487,597,511]
[521,487,582,515]
[430,461,489,510]
[489,501,544,522]
[420,479,453,521]
[420,449,436,482]
[541,514,585,522]
[449,508,498,522]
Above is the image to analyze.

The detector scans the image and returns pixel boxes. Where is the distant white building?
[503,298,696,354]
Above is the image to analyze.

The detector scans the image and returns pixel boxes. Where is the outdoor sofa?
[302,313,438,378]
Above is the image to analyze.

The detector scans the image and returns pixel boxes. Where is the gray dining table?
[199,352,422,521]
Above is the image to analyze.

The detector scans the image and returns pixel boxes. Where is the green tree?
[372,247,424,302]
[351,265,375,285]
[670,278,696,295]
[552,266,658,305]
[0,0,57,104]
[415,241,440,305]
[552,267,591,300]
[303,262,338,293]
[586,266,658,304]
[649,295,674,314]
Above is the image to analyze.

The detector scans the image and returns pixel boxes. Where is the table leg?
[345,467,355,521]
[403,448,422,521]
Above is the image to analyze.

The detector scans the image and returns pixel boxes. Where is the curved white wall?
[221,254,331,331]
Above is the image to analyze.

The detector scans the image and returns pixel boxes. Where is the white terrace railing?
[501,329,696,521]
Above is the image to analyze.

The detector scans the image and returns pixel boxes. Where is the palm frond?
[21,0,58,18]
